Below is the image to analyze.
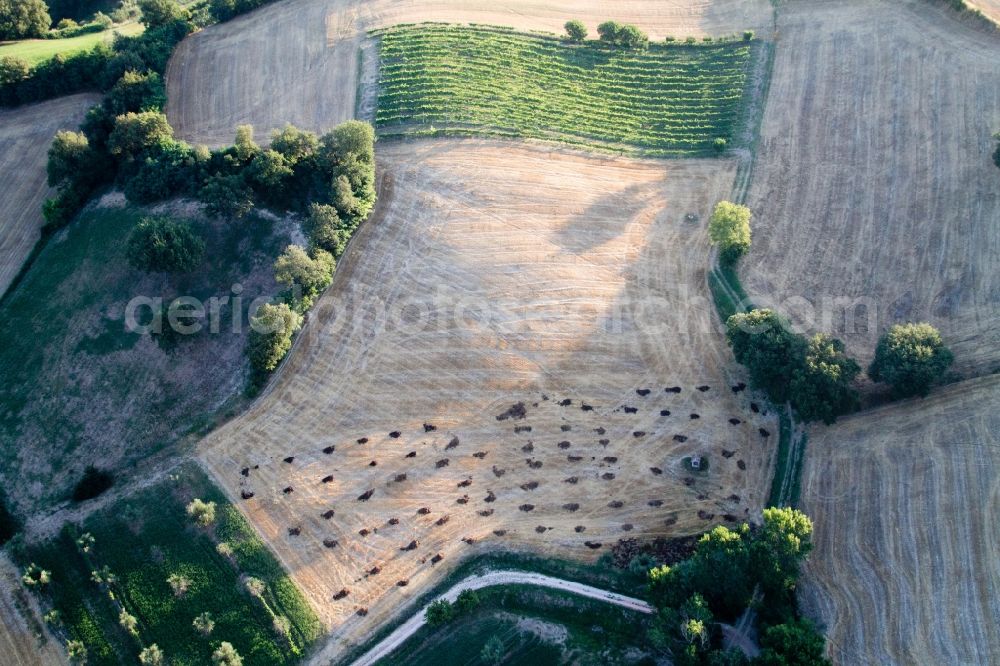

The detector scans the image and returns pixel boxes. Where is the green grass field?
[375,24,755,155]
[378,585,652,666]
[0,23,142,66]
[19,464,322,666]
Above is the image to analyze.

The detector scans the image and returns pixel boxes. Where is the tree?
[868,322,953,397]
[755,619,831,666]
[199,173,254,220]
[564,19,587,42]
[789,334,860,424]
[248,302,302,372]
[104,70,166,116]
[618,24,648,49]
[455,589,481,614]
[425,599,455,626]
[326,120,375,162]
[714,137,728,153]
[597,21,622,44]
[750,508,813,600]
[726,309,805,404]
[76,532,95,554]
[686,525,753,618]
[270,124,318,164]
[244,576,266,598]
[167,572,192,596]
[139,644,165,666]
[48,131,94,187]
[138,0,189,28]
[119,609,139,635]
[108,111,174,161]
[480,635,505,665]
[0,0,51,40]
[743,31,755,42]
[234,124,259,163]
[272,615,291,638]
[274,244,335,309]
[67,639,88,664]
[304,203,351,258]
[247,149,292,191]
[708,201,752,264]
[0,55,30,86]
[211,642,243,666]
[185,498,217,526]
[126,217,205,273]
[22,563,51,587]
[193,611,215,636]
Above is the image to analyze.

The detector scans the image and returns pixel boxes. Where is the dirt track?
[0,94,99,298]
[165,0,772,146]
[742,0,1000,373]
[199,139,776,654]
[338,570,653,666]
[799,374,1000,664]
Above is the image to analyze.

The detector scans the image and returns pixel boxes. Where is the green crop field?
[18,464,322,666]
[0,23,143,66]
[375,24,756,155]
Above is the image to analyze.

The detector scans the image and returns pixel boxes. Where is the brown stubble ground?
[165,0,773,146]
[741,0,1000,375]
[0,93,100,298]
[0,554,63,666]
[799,374,1000,664]
[198,140,777,654]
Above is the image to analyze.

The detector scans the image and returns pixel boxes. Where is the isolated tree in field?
[425,599,455,626]
[138,0,189,28]
[480,635,505,665]
[108,111,174,161]
[67,640,88,664]
[789,334,860,424]
[868,322,953,397]
[0,0,51,40]
[564,19,587,42]
[167,572,192,596]
[708,201,752,264]
[234,124,260,162]
[248,302,302,372]
[48,131,94,187]
[274,244,335,310]
[139,644,165,666]
[127,217,205,273]
[185,498,217,526]
[211,642,243,666]
[726,309,805,404]
[119,609,139,635]
[199,173,254,220]
[0,55,30,86]
[756,619,831,666]
[193,611,215,636]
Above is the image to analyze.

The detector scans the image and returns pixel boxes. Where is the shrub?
[244,576,265,598]
[67,639,88,664]
[0,0,51,40]
[138,0,189,28]
[248,302,302,373]
[272,614,291,638]
[708,201,751,264]
[167,572,192,596]
[481,635,505,665]
[455,589,481,613]
[868,322,953,397]
[0,55,30,86]
[72,466,114,501]
[713,137,728,153]
[597,20,622,44]
[564,19,587,42]
[743,30,755,41]
[47,131,95,188]
[75,532,95,553]
[22,563,51,587]
[186,498,217,526]
[119,609,139,635]
[126,217,206,273]
[425,599,455,626]
[273,244,335,310]
[211,641,243,666]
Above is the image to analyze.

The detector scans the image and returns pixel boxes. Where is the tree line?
[709,201,953,425]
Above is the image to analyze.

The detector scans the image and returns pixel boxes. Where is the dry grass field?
[799,374,1000,664]
[0,93,99,298]
[165,0,773,146]
[0,555,62,666]
[199,140,778,652]
[742,0,1000,374]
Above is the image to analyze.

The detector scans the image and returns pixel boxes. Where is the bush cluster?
[596,20,648,49]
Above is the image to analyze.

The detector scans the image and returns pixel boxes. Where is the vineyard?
[374,25,755,155]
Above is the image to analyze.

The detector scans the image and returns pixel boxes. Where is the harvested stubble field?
[741,0,1000,374]
[165,0,772,146]
[0,93,99,298]
[199,140,778,652]
[375,25,753,155]
[0,555,62,666]
[798,374,1000,664]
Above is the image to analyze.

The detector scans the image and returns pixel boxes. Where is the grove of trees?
[868,322,953,397]
[597,21,649,49]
